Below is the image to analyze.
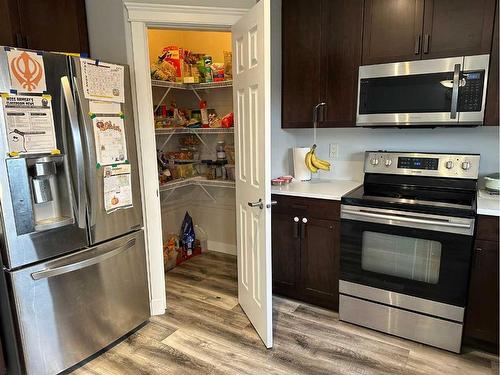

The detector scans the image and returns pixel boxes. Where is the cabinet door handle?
[423,34,430,54]
[15,33,23,48]
[293,216,300,238]
[300,217,307,238]
[414,35,421,55]
[473,247,483,268]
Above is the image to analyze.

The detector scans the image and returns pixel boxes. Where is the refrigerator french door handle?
[72,76,98,228]
[61,76,86,229]
[31,238,136,280]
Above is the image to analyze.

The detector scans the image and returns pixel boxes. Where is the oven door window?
[359,72,453,114]
[361,231,442,284]
[340,219,474,307]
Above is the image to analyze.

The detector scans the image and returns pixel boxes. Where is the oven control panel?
[364,151,480,179]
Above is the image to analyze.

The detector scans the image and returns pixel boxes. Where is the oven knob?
[384,159,392,167]
[370,158,379,166]
[445,161,454,169]
[462,161,471,170]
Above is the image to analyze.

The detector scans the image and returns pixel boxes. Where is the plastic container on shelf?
[225,164,235,181]
[194,224,208,253]
[168,163,198,180]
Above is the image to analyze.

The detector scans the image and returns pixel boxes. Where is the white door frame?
[123,2,248,315]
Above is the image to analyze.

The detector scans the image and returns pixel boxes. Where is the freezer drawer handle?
[31,238,136,280]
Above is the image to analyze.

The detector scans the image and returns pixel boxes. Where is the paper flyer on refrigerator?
[6,49,47,93]
[2,94,56,154]
[92,116,128,166]
[80,58,125,103]
[103,164,133,212]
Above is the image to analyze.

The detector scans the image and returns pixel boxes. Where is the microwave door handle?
[73,76,97,228]
[450,63,461,119]
[61,76,86,229]
[341,209,471,229]
[31,238,136,280]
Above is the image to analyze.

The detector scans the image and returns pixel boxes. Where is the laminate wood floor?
[72,251,499,375]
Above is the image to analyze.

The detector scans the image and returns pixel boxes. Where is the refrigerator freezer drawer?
[8,230,149,375]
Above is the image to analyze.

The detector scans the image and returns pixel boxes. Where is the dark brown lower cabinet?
[300,217,340,309]
[464,215,499,353]
[271,195,341,310]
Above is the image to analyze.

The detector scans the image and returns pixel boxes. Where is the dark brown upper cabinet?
[282,0,363,128]
[0,0,89,54]
[282,0,322,128]
[485,0,499,126]
[422,0,496,59]
[362,0,496,65]
[321,0,364,127]
[362,0,424,65]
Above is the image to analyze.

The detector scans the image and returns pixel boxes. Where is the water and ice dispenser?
[6,153,75,235]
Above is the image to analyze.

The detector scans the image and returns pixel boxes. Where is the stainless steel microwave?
[356,55,490,127]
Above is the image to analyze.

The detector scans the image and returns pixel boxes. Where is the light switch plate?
[329,144,339,159]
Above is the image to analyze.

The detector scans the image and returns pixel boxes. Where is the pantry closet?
[148,28,237,272]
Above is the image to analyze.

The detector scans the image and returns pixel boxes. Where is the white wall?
[271,126,500,181]
[85,0,256,64]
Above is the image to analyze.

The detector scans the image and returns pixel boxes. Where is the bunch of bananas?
[305,145,330,173]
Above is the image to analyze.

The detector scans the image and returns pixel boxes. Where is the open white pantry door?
[232,0,273,348]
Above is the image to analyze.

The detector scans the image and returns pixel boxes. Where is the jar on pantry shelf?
[216,141,226,160]
[205,162,216,180]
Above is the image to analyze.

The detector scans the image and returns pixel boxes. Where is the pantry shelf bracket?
[197,183,216,203]
[159,132,175,151]
[191,88,202,101]
[154,87,172,113]
[161,187,176,203]
[190,130,207,146]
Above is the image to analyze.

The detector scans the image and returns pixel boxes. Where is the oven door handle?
[341,209,471,229]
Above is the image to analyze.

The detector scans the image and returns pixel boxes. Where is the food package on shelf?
[224,144,235,164]
[163,234,179,271]
[151,57,177,82]
[182,50,203,83]
[179,134,201,146]
[211,63,225,82]
[160,46,184,82]
[224,51,232,80]
[168,163,199,180]
[177,212,202,265]
[221,112,234,128]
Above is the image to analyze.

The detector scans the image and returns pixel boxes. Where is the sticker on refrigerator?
[80,58,125,103]
[6,49,47,93]
[92,116,127,166]
[2,94,56,154]
[103,164,133,213]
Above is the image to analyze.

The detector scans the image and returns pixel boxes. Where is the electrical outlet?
[329,143,339,159]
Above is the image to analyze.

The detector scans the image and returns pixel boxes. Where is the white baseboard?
[150,297,166,316]
[208,240,237,255]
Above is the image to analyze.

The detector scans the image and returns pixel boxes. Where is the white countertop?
[477,190,500,217]
[271,179,362,201]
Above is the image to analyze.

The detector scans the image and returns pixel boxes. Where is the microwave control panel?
[364,151,480,179]
[458,70,485,112]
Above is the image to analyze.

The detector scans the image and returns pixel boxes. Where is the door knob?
[248,199,264,209]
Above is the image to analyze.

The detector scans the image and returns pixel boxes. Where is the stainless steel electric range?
[339,151,480,353]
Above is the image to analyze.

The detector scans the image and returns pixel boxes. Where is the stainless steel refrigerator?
[0,48,149,375]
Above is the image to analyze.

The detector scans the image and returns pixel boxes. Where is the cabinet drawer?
[272,194,340,221]
[476,215,499,242]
